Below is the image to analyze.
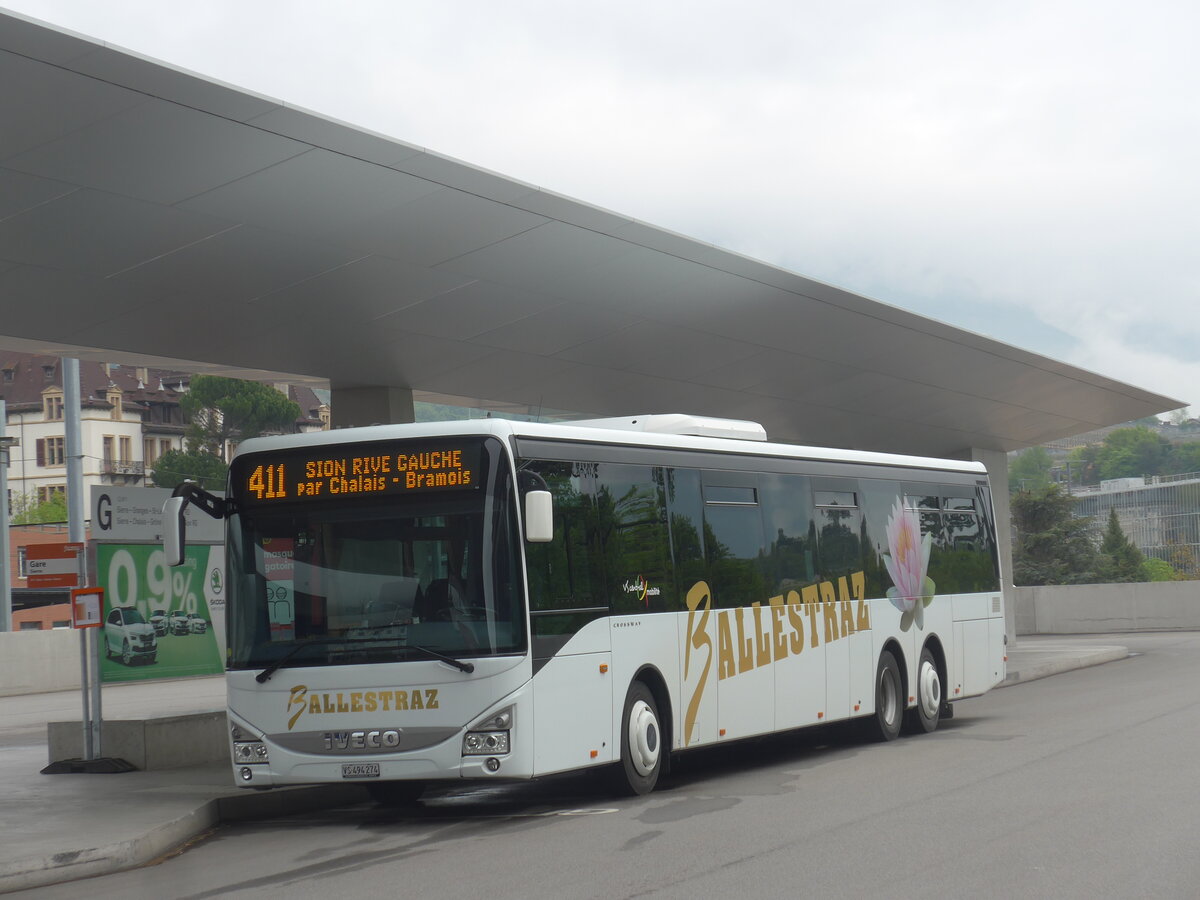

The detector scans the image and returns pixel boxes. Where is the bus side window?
[664,467,705,604]
[519,461,608,655]
[812,479,862,585]
[701,472,768,609]
[594,463,676,614]
[758,473,816,596]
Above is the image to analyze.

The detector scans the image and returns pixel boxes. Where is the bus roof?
[233,415,990,477]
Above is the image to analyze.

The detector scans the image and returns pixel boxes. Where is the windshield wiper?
[403,643,475,673]
[255,635,474,682]
[347,624,475,672]
[256,638,337,683]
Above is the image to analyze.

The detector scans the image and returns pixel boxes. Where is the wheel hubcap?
[880,669,898,725]
[628,700,660,776]
[918,659,941,719]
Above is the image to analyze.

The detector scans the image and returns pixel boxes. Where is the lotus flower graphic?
[882,499,935,631]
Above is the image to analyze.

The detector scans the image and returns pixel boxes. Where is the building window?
[159,439,172,457]
[19,621,41,631]
[38,484,65,504]
[103,436,114,465]
[119,435,132,463]
[144,438,156,465]
[42,365,55,380]
[2,368,13,384]
[43,393,63,421]
[36,436,66,467]
[17,546,27,578]
[108,390,122,421]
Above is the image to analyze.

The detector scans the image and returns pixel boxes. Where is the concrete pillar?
[330,385,416,428]
[970,447,1016,645]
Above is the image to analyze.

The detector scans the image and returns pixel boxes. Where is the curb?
[0,783,369,895]
[1000,646,1129,687]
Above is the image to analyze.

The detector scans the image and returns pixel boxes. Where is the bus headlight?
[463,706,512,756]
[463,731,510,755]
[233,741,270,764]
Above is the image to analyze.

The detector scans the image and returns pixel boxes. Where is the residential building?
[2,355,188,507]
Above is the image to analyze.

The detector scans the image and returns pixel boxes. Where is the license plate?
[341,763,380,779]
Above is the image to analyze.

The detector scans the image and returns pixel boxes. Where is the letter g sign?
[97,493,112,531]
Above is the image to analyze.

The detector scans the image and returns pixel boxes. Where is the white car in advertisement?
[104,607,157,665]
[149,608,168,637]
[168,609,190,635]
[186,613,208,634]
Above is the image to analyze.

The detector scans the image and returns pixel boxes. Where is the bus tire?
[904,645,942,735]
[615,681,662,796]
[367,780,426,806]
[868,650,903,742]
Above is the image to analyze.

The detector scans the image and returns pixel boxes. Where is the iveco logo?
[323,729,402,751]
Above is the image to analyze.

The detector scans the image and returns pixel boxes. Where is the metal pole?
[63,359,100,758]
[0,399,12,633]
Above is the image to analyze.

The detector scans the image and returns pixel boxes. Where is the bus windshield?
[225,436,525,671]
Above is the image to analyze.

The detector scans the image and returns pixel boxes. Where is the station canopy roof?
[0,9,1181,458]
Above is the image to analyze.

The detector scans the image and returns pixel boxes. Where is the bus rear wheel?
[904,646,942,734]
[614,681,662,796]
[867,650,903,742]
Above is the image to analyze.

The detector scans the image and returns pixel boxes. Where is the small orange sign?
[71,588,104,629]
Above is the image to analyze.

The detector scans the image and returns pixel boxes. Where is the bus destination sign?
[242,443,481,504]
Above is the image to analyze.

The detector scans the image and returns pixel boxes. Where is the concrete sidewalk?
[999,634,1130,686]
[0,636,1130,895]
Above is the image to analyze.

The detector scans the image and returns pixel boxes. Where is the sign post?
[26,544,93,756]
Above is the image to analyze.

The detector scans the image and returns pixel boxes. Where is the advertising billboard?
[95,543,224,683]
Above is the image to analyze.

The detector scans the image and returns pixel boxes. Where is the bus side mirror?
[524,490,554,543]
[163,496,188,566]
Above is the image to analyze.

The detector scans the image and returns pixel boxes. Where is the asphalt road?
[16,633,1200,899]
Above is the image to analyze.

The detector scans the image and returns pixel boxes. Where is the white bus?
[164,414,1006,799]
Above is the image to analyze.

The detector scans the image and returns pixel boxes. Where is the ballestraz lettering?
[683,572,870,743]
[287,686,439,731]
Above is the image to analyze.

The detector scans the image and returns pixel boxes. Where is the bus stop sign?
[25,542,85,588]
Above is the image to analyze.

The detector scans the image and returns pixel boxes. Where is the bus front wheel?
[868,651,903,742]
[615,681,662,795]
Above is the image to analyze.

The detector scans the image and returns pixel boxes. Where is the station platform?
[0,635,1131,894]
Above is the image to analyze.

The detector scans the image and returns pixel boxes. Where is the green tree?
[1095,426,1171,480]
[150,448,228,491]
[1097,508,1143,582]
[1166,442,1200,476]
[9,491,68,524]
[182,376,300,457]
[1139,556,1177,582]
[1067,444,1101,485]
[1010,485,1099,585]
[1009,446,1054,492]
[1164,541,1200,579]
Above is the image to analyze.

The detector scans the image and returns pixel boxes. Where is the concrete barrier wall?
[1015,581,1200,634]
[48,711,228,770]
[0,630,81,696]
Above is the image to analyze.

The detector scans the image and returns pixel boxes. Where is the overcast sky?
[8,0,1197,412]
